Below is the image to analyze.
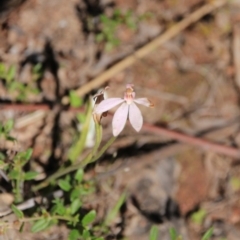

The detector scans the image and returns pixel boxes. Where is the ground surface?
[1,0,240,239]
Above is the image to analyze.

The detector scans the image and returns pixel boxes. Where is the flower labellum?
[94,84,154,136]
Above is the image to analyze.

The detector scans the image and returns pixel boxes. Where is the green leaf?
[11,204,24,218]
[82,210,96,226]
[4,119,14,133]
[169,228,178,240]
[80,184,95,196]
[24,171,38,180]
[6,135,16,141]
[24,148,33,161]
[9,170,20,179]
[32,63,42,74]
[70,214,80,227]
[70,198,82,215]
[0,63,6,78]
[58,179,71,192]
[69,90,83,107]
[31,219,50,233]
[0,153,5,161]
[75,168,84,183]
[201,227,214,240]
[191,209,207,225]
[105,192,126,225]
[96,33,104,42]
[69,229,80,240]
[6,65,16,82]
[82,229,90,238]
[149,225,158,240]
[52,199,66,215]
[70,188,82,202]
[30,87,40,94]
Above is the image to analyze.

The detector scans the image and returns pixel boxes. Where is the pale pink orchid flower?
[94,84,154,136]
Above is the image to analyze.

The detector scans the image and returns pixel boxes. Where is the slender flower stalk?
[94,84,154,136]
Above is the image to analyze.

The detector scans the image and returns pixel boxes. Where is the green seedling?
[149,225,158,240]
[155,226,214,240]
[69,90,83,108]
[0,62,40,101]
[8,148,35,203]
[169,228,182,240]
[96,9,149,51]
[0,119,15,142]
[104,192,126,226]
[191,208,207,225]
[32,63,43,81]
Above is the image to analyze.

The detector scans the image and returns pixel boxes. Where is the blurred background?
[1,0,240,239]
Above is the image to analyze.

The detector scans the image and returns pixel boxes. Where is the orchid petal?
[94,98,124,114]
[129,102,143,132]
[134,98,154,108]
[112,102,129,136]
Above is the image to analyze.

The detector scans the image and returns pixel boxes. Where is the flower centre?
[124,87,135,104]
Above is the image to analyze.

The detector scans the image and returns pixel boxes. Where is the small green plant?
[149,226,214,240]
[0,98,114,239]
[0,119,15,166]
[0,62,40,101]
[1,165,104,238]
[191,208,207,225]
[104,192,126,226]
[169,228,182,240]
[7,148,36,203]
[0,119,15,141]
[96,9,149,51]
[32,62,44,81]
[6,156,35,203]
[0,121,37,203]
[69,90,83,108]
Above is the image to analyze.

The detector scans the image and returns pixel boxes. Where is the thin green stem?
[14,168,23,203]
[15,178,21,203]
[91,136,116,163]
[32,136,116,192]
[92,122,102,156]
